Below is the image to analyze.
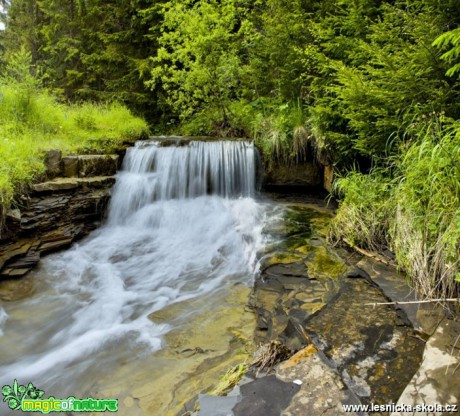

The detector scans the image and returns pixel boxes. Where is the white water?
[0,141,269,401]
[0,307,7,336]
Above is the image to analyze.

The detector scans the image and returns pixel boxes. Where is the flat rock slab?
[356,258,421,330]
[277,347,364,416]
[31,176,115,194]
[391,318,460,416]
[232,375,300,416]
[198,394,240,416]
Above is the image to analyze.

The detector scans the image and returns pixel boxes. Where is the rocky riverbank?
[192,197,460,416]
[0,151,120,279]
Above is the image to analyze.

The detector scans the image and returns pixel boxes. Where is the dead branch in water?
[365,299,459,307]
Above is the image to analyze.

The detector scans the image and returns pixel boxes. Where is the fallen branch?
[343,238,395,267]
[365,299,459,307]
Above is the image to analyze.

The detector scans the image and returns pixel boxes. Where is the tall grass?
[252,100,312,167]
[329,118,460,299]
[329,169,394,252]
[391,122,460,298]
[0,79,148,218]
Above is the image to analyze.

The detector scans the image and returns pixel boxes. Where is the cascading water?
[0,140,271,413]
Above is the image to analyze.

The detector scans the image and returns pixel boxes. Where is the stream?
[0,140,424,415]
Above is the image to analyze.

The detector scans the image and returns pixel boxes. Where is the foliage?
[2,0,460,297]
[329,169,394,252]
[252,100,311,166]
[209,362,248,396]
[433,27,460,77]
[151,0,247,126]
[0,50,148,217]
[330,117,460,298]
[391,118,460,297]
[2,0,162,120]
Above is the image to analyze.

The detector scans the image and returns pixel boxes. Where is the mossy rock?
[261,251,305,269]
[305,246,347,279]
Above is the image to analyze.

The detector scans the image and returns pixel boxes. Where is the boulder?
[61,156,79,177]
[44,149,62,178]
[78,155,119,177]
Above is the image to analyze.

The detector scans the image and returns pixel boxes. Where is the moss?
[265,252,305,266]
[209,361,248,396]
[305,246,347,279]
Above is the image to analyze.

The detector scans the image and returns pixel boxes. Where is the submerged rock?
[391,318,460,416]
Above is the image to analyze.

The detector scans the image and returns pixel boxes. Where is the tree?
[151,0,248,125]
[433,27,460,77]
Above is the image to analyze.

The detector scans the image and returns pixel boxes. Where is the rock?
[31,178,80,193]
[263,262,309,279]
[356,258,421,331]
[77,176,116,190]
[232,375,301,416]
[6,209,21,222]
[44,149,62,178]
[39,237,73,254]
[61,156,79,177]
[391,318,460,416]
[277,350,364,416]
[0,268,31,278]
[1,176,114,279]
[0,274,35,301]
[324,165,334,193]
[264,162,322,188]
[0,241,34,269]
[345,267,370,280]
[78,155,119,177]
[198,394,240,416]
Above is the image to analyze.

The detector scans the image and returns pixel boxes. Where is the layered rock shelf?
[0,151,119,279]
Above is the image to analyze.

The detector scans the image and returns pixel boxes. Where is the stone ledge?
[31,176,116,194]
[43,150,119,179]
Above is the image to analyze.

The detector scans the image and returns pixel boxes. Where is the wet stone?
[277,351,364,416]
[0,273,36,300]
[232,375,301,416]
[61,156,79,177]
[306,278,425,406]
[263,262,309,278]
[392,318,460,416]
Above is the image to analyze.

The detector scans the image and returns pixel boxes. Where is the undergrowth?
[329,117,460,299]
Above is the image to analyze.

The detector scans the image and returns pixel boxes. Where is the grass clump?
[209,362,248,396]
[391,121,460,298]
[329,117,460,299]
[0,49,148,219]
[329,169,394,252]
[252,100,312,167]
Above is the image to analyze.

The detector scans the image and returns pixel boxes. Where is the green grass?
[329,117,460,298]
[0,83,148,217]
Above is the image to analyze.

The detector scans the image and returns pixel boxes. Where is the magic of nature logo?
[2,379,118,413]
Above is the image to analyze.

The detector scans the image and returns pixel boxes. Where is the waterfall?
[109,140,256,224]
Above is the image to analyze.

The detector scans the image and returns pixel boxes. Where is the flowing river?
[0,141,279,415]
